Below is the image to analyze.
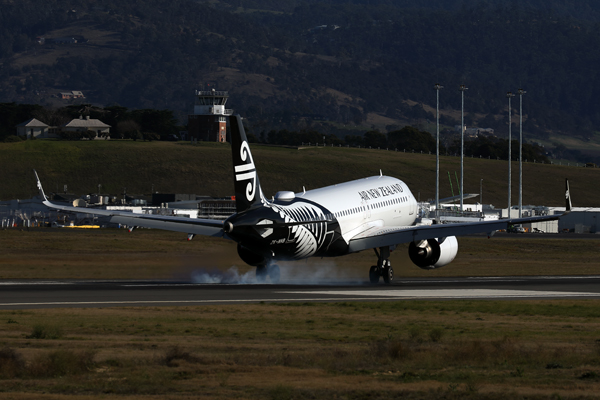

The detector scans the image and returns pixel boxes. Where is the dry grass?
[1,302,600,398]
[1,228,599,280]
[0,228,599,397]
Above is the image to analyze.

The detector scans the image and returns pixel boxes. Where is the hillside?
[3,0,600,163]
[2,140,597,207]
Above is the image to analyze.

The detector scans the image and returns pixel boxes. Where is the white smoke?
[184,261,366,285]
[190,266,256,284]
[179,253,366,285]
[279,260,365,285]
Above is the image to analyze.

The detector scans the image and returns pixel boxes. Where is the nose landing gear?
[369,247,393,284]
[256,263,281,284]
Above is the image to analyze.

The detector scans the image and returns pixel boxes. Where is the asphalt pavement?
[1,275,600,309]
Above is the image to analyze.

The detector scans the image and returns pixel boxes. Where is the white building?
[16,118,50,138]
[548,207,600,233]
[62,116,111,139]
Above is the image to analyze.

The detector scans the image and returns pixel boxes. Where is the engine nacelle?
[408,236,458,270]
[237,244,267,267]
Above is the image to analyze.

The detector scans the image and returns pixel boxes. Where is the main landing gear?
[369,247,393,284]
[256,263,281,284]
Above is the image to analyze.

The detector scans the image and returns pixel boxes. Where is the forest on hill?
[0,102,550,164]
[2,0,600,162]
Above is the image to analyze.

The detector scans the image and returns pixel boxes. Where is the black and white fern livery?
[266,200,332,259]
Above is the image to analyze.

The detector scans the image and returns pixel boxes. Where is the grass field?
[1,228,599,280]
[1,300,600,399]
[1,139,599,207]
[1,229,600,398]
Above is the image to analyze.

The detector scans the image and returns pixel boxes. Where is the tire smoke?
[190,267,256,284]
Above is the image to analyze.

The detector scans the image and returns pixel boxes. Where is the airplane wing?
[347,213,559,252]
[34,170,224,237]
[348,178,572,253]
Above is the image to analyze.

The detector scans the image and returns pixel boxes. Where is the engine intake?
[408,236,458,270]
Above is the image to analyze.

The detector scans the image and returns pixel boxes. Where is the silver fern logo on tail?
[234,141,257,202]
[230,115,263,212]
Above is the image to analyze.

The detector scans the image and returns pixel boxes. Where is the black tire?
[268,264,281,284]
[369,265,380,284]
[256,265,267,283]
[382,265,393,284]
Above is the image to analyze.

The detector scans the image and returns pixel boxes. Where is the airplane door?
[362,200,371,221]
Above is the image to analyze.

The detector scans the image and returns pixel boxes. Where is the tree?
[117,120,141,140]
[363,131,387,148]
[387,126,437,153]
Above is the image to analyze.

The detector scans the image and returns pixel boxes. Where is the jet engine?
[408,236,458,269]
[237,244,267,267]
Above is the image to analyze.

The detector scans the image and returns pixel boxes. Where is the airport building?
[0,191,596,234]
[187,89,233,142]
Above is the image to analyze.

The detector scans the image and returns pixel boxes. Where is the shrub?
[58,130,82,140]
[269,384,295,400]
[162,345,203,366]
[428,327,445,343]
[0,347,26,378]
[29,349,95,377]
[4,135,23,142]
[26,324,63,339]
[370,338,410,361]
[408,326,423,342]
[142,132,160,141]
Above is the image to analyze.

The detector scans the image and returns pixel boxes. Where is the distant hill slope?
[1,140,597,207]
[4,0,600,161]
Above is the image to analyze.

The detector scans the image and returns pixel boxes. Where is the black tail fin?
[229,115,264,213]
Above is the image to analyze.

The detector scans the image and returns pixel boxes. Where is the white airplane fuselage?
[300,175,418,243]
[226,175,418,265]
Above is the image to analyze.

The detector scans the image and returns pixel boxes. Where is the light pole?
[434,83,443,213]
[480,178,483,205]
[507,91,515,217]
[518,88,526,218]
[459,84,468,212]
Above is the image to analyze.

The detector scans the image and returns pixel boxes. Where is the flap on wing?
[347,213,562,253]
[349,225,414,241]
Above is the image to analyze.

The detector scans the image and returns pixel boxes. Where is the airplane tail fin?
[565,178,572,212]
[229,115,264,213]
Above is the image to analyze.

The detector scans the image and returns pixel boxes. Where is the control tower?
[187,89,233,142]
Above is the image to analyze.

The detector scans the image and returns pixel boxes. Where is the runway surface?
[1,275,600,309]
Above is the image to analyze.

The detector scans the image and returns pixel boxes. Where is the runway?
[1,275,600,309]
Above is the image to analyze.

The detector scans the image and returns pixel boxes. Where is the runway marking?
[1,289,599,308]
[0,281,73,285]
[282,289,600,298]
[0,298,396,307]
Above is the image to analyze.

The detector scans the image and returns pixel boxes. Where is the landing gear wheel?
[369,265,380,284]
[268,264,281,284]
[256,265,267,283]
[382,265,393,284]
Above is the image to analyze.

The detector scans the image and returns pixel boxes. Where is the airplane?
[34,114,572,284]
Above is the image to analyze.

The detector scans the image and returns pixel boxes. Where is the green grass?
[2,139,599,206]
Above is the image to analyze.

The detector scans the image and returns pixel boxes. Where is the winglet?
[33,169,49,202]
[565,178,572,213]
